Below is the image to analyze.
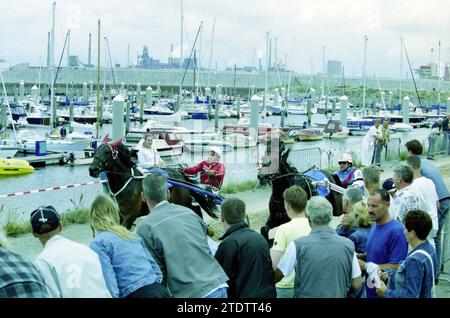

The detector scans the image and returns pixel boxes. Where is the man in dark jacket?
[215,198,276,298]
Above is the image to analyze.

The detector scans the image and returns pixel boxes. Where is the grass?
[220,180,264,194]
[1,208,90,237]
[0,180,264,236]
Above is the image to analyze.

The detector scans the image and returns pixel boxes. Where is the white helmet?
[338,153,353,164]
[208,146,222,159]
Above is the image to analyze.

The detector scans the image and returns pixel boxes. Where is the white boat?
[391,123,413,132]
[0,145,19,158]
[61,150,94,166]
[16,130,92,153]
[295,129,324,141]
[131,131,184,157]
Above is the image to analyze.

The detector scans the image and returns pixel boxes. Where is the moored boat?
[295,128,324,141]
[0,158,35,175]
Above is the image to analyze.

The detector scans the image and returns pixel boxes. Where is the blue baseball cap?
[30,206,61,234]
[148,167,173,189]
[382,178,396,193]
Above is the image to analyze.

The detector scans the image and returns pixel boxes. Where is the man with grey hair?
[362,165,381,195]
[137,173,229,298]
[390,164,427,223]
[274,197,362,297]
[343,187,364,213]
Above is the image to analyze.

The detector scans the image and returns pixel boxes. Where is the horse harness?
[270,172,315,199]
[103,146,223,206]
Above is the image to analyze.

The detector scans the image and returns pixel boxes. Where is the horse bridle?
[270,171,315,199]
[100,144,144,199]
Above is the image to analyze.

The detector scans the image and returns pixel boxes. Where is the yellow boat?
[0,158,35,175]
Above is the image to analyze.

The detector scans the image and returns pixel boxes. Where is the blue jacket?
[385,241,438,298]
[348,227,370,254]
[90,230,163,298]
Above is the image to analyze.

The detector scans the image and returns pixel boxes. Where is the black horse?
[88,141,219,229]
[258,144,343,244]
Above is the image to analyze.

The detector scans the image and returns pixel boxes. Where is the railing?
[288,147,322,172]
[427,132,449,157]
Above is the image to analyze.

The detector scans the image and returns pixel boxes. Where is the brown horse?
[88,140,219,229]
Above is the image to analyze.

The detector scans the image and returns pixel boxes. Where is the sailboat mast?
[362,35,368,110]
[322,46,325,98]
[179,0,184,101]
[438,40,441,105]
[96,19,101,138]
[66,29,70,97]
[50,1,56,128]
[400,37,403,105]
[207,17,216,88]
[264,31,269,116]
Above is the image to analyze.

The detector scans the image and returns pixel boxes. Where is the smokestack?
[259,58,262,72]
[47,31,51,67]
[88,33,92,66]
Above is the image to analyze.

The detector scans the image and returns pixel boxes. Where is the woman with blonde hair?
[348,201,372,254]
[89,194,170,298]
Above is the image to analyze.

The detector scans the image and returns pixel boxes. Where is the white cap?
[208,146,222,159]
[339,153,353,163]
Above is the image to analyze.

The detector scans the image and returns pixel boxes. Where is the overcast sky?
[1,0,449,78]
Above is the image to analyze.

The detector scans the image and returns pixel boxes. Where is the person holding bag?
[376,210,438,298]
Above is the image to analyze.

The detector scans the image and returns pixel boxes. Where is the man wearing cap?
[30,206,111,298]
[382,178,396,200]
[183,146,226,189]
[333,154,364,192]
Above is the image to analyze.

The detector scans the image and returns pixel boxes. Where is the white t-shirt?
[367,125,382,145]
[410,177,439,234]
[34,235,111,298]
[137,146,163,169]
[277,241,361,279]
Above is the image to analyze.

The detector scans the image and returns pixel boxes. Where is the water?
[0,113,432,221]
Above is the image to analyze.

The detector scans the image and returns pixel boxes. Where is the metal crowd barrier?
[288,147,322,172]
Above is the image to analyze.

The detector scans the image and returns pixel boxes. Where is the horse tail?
[188,186,220,219]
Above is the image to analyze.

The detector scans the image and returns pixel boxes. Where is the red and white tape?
[0,180,107,199]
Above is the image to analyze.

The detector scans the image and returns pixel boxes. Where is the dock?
[22,154,64,167]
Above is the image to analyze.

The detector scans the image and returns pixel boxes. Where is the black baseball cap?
[30,206,61,234]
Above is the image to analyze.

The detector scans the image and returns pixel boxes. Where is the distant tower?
[88,33,92,66]
[169,43,174,65]
[47,31,51,67]
[444,64,450,81]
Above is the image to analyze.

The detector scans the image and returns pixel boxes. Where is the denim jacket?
[90,230,163,298]
[385,241,438,298]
